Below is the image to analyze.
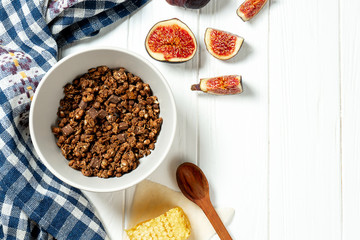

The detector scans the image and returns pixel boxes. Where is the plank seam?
[338,0,343,238]
[196,8,200,166]
[123,14,131,235]
[267,1,271,240]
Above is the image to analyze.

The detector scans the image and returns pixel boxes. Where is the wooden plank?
[60,15,131,240]
[127,1,199,189]
[340,0,360,239]
[124,1,200,236]
[198,1,269,239]
[268,0,341,239]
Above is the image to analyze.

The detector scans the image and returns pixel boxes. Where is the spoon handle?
[199,197,233,240]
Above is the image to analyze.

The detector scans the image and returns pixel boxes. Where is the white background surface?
[60,0,360,239]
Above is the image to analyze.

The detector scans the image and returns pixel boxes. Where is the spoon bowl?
[176,162,209,200]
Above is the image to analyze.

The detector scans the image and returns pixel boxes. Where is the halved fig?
[204,28,244,60]
[237,0,268,21]
[145,18,197,63]
[191,75,243,95]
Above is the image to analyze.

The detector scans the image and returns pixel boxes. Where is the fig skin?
[237,0,268,21]
[145,18,197,63]
[166,0,211,9]
[204,28,244,61]
[191,75,243,95]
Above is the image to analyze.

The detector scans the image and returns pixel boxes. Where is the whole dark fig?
[166,0,211,9]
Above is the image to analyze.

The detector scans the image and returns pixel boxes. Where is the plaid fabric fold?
[0,0,148,239]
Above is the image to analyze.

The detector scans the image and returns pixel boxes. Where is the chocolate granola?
[52,66,163,178]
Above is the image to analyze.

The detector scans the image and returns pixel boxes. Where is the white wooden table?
[60,0,360,239]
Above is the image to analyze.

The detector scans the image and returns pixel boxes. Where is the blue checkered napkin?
[0,0,149,239]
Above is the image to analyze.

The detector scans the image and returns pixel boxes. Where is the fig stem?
[191,84,201,91]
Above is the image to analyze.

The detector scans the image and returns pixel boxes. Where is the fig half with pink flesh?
[191,75,243,95]
[204,28,244,60]
[237,0,268,21]
[145,18,197,63]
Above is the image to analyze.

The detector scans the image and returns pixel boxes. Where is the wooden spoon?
[176,162,233,240]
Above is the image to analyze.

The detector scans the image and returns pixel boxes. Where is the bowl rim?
[29,46,177,192]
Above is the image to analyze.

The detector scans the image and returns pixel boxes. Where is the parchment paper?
[123,180,234,240]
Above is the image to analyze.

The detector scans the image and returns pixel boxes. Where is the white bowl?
[29,47,177,192]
